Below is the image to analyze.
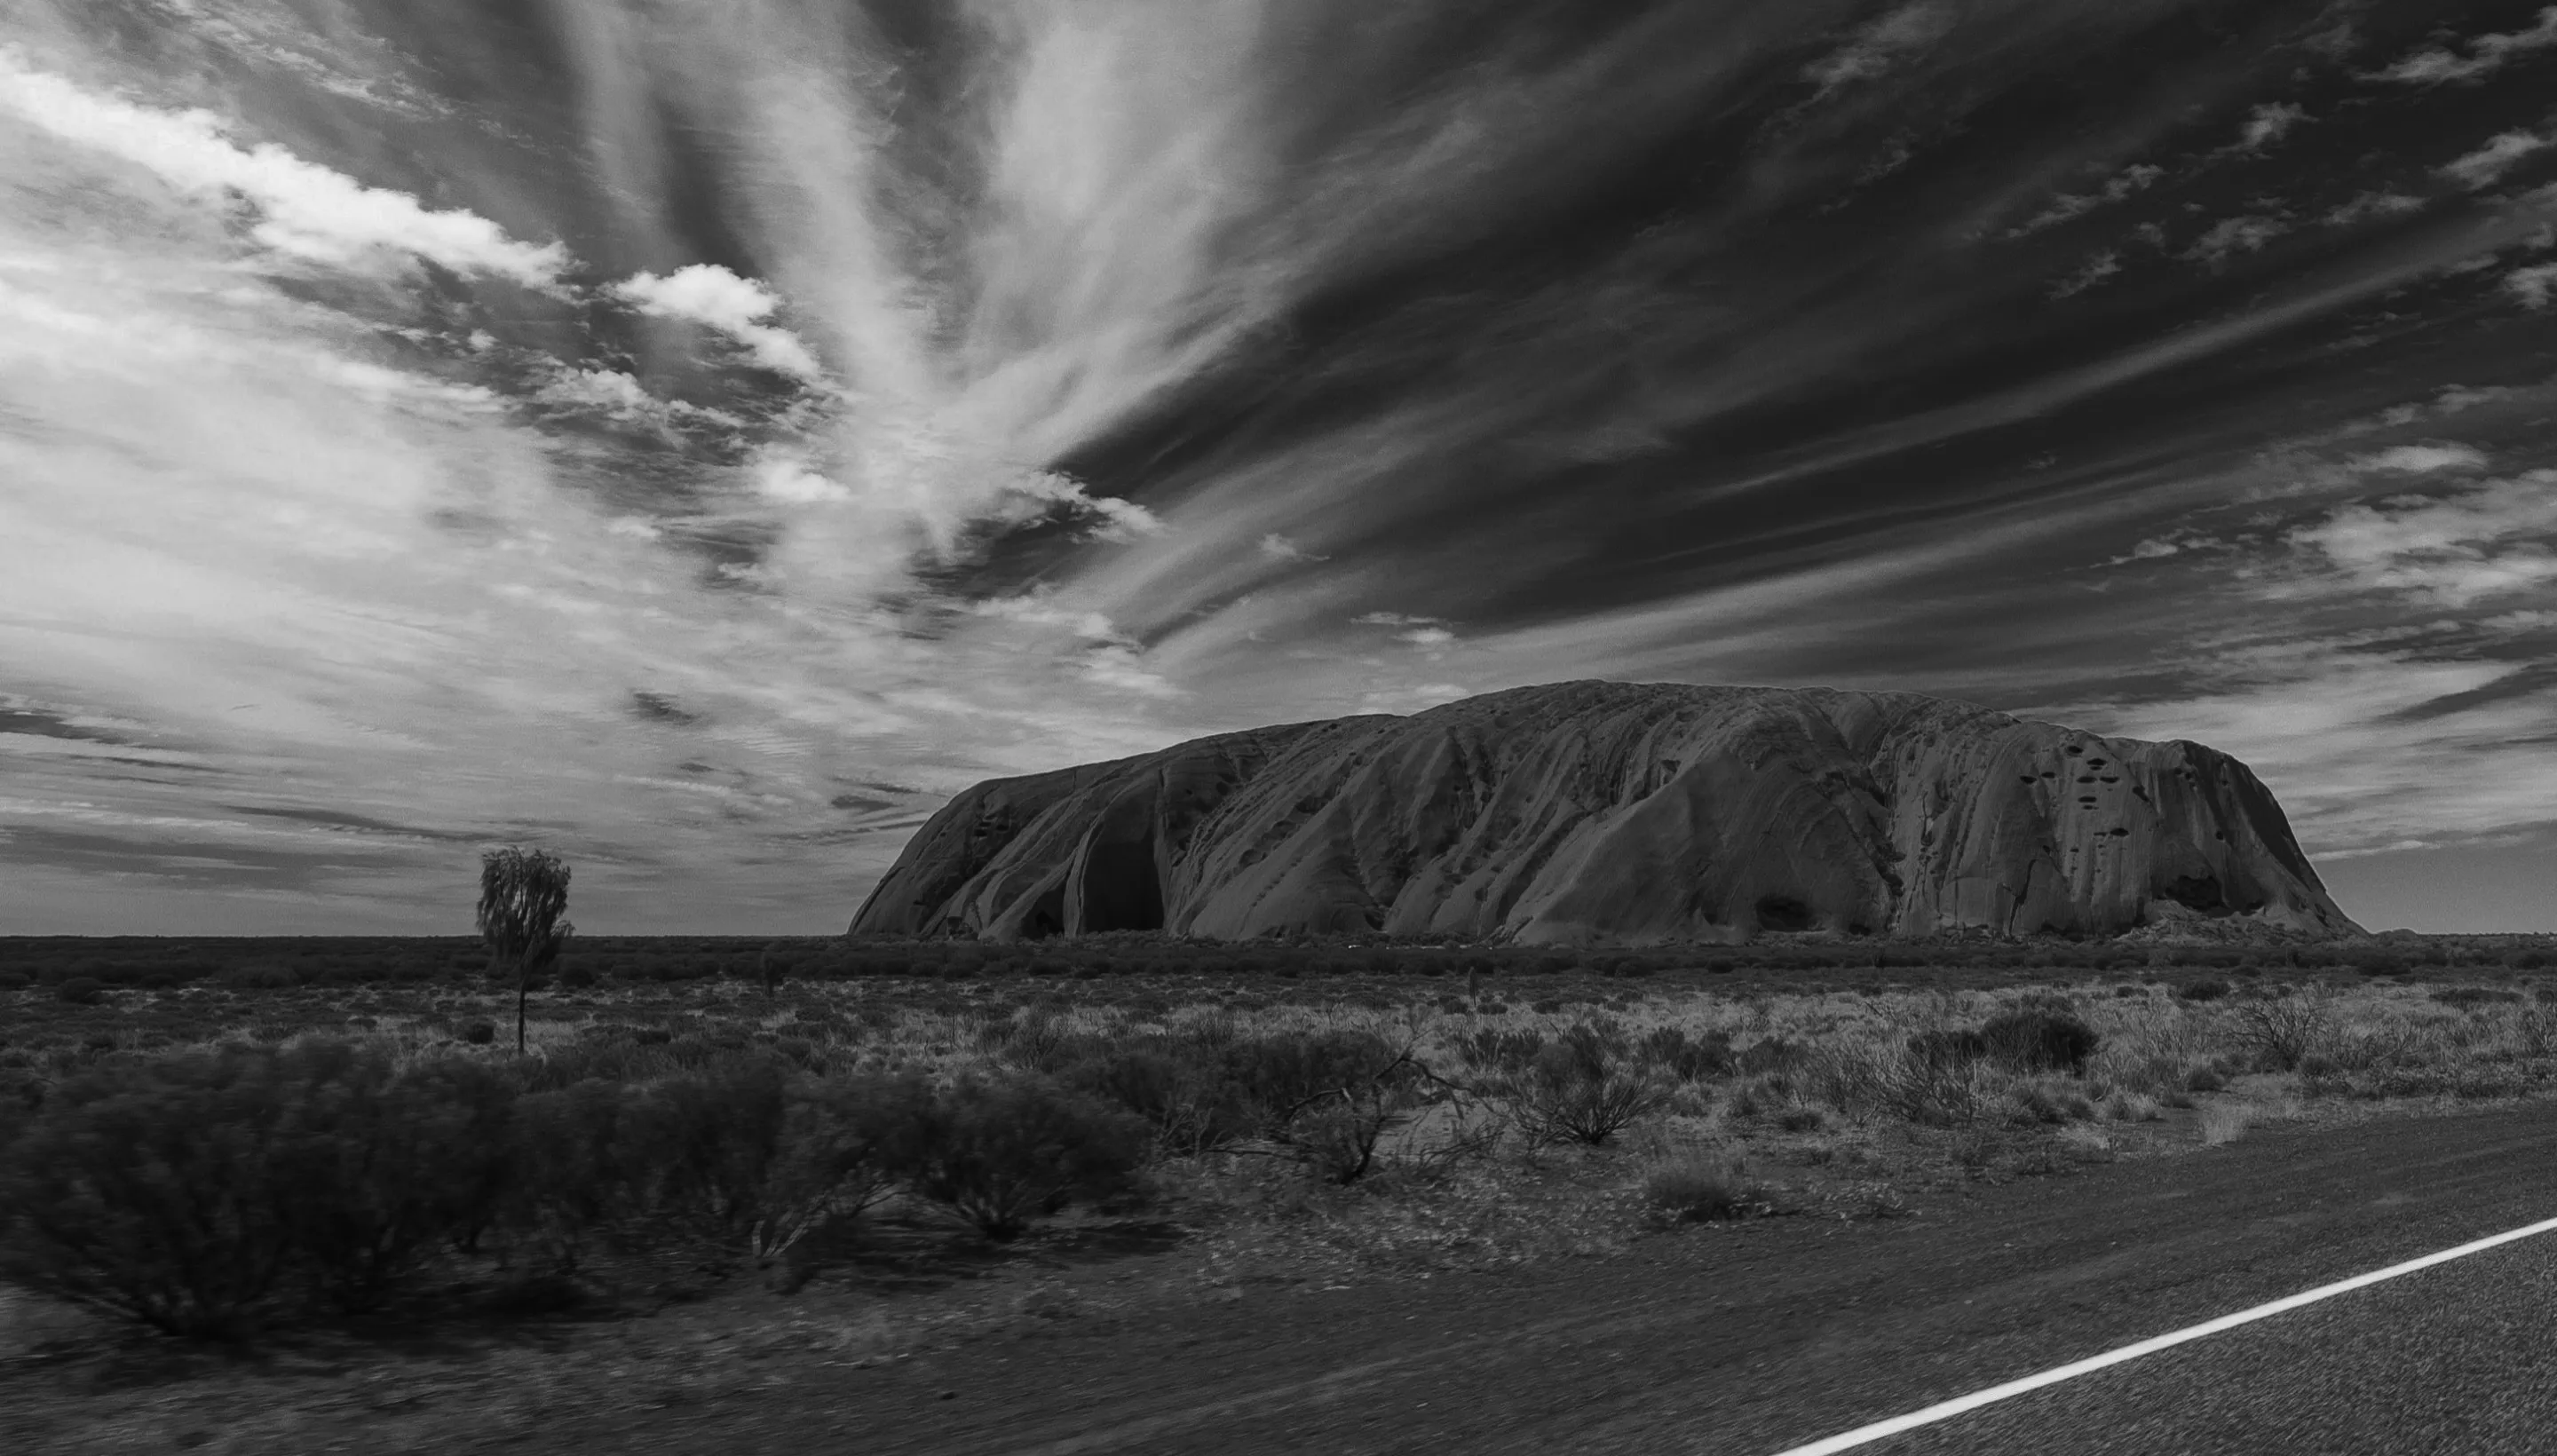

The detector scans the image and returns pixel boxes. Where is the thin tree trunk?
[517,954,528,1054]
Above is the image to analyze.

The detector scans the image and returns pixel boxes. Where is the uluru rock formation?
[850,681,2361,945]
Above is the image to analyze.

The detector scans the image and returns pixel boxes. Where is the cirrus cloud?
[2365,8,2557,86]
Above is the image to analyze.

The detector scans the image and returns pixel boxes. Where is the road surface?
[550,1100,2557,1455]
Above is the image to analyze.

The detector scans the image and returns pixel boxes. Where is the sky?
[2,0,2554,937]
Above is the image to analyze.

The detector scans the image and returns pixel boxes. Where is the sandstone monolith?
[850,681,2359,944]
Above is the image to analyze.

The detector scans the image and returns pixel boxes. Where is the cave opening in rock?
[1754,895,1816,932]
[2158,874,2228,916]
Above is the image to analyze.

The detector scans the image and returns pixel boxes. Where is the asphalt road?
[565,1099,2557,1456]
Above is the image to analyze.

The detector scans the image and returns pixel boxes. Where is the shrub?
[2004,1082,2094,1126]
[55,977,106,1006]
[504,1078,639,1268]
[2177,978,2232,1003]
[2198,1101,2257,1145]
[1065,1037,1256,1156]
[1643,1154,1760,1223]
[1776,1105,1826,1133]
[982,1006,1076,1074]
[1980,1009,2101,1074]
[0,1049,303,1337]
[897,1077,1146,1240]
[622,1055,795,1246]
[2099,1088,2162,1122]
[1452,1026,1546,1074]
[1737,1037,1801,1075]
[1637,1026,1734,1081]
[716,1069,925,1259]
[460,1019,497,1045]
[1815,1036,1996,1128]
[2296,1053,2348,1097]
[2231,993,2329,1072]
[271,1044,516,1312]
[1225,1029,1423,1183]
[1909,1028,1990,1069]
[0,1041,530,1329]
[1508,1025,1671,1145]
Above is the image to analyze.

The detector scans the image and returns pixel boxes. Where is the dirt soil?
[8,1096,2557,1454]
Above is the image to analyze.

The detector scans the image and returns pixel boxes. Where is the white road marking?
[1764,1212,2557,1455]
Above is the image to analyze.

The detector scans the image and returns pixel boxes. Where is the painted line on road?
[1766,1212,2557,1455]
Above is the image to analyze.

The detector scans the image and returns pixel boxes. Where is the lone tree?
[477,846,573,1054]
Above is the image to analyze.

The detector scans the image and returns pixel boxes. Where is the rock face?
[849,681,2361,944]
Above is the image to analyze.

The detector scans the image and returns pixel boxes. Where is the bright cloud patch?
[2349,443,2490,474]
[2323,192,2426,226]
[2009,163,2164,237]
[2054,652,2557,859]
[2366,8,2557,85]
[2290,471,2557,606]
[0,49,566,286]
[752,453,851,504]
[2049,250,2120,298]
[2182,215,2289,264]
[2236,102,2308,152]
[2507,262,2557,307]
[1259,533,1319,562]
[1801,3,1956,97]
[612,265,826,380]
[2440,131,2554,189]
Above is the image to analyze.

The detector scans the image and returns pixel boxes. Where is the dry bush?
[1064,1033,1258,1156]
[0,1042,544,1334]
[1635,1025,1735,1081]
[505,1078,638,1269]
[2098,1088,2162,1122]
[270,1044,516,1312]
[624,1059,927,1262]
[1507,1025,1671,1146]
[1806,1033,2005,1128]
[2198,1101,2259,1145]
[978,1005,1077,1074]
[1641,1152,1762,1223]
[1978,1009,2102,1073]
[896,1077,1149,1239]
[1241,1031,1428,1183]
[2229,991,2330,1072]
[1451,1026,1547,1074]
[2002,1079,2096,1127]
[0,1048,305,1338]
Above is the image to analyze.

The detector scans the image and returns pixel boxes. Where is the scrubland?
[2,936,2554,1451]
[6,947,2556,1309]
